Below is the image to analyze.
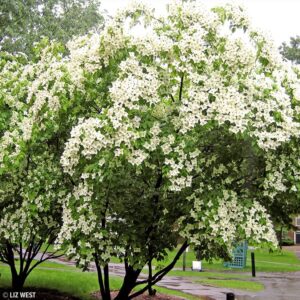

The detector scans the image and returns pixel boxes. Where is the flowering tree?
[0,34,115,289]
[1,0,300,299]
[0,44,74,289]
[55,1,300,299]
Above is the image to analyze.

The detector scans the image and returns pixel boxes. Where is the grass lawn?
[39,244,300,273]
[0,264,116,300]
[167,270,250,279]
[152,246,300,273]
[0,262,202,300]
[194,278,264,292]
[0,260,74,270]
[154,287,202,300]
[2,245,297,298]
[40,243,65,256]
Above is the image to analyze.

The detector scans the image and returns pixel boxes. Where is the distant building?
[287,216,300,244]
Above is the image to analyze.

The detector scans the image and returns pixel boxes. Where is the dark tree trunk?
[279,226,283,250]
[11,273,26,291]
[147,260,155,296]
[114,266,141,300]
[1,238,63,292]
[6,242,26,290]
[94,256,111,300]
[104,264,111,300]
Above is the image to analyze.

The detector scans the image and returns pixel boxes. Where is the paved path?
[247,271,300,300]
[36,252,300,300]
[52,257,255,300]
[283,245,300,260]
[154,274,255,300]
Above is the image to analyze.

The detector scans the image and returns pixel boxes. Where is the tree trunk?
[8,247,26,291]
[94,256,111,300]
[279,226,283,250]
[147,260,155,296]
[104,264,111,300]
[11,273,26,291]
[114,266,141,300]
[3,239,61,292]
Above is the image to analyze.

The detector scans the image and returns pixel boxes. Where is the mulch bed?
[92,291,186,300]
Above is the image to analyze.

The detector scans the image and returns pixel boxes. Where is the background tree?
[273,31,300,243]
[280,36,300,64]
[263,138,300,247]
[266,36,300,243]
[0,0,103,57]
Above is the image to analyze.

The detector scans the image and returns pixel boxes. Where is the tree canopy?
[0,0,103,56]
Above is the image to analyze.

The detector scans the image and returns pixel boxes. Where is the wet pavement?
[236,271,300,300]
[154,274,255,300]
[48,256,255,300]
[153,271,300,300]
[37,252,300,300]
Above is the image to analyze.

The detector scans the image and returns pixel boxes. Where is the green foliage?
[280,36,300,64]
[0,0,104,57]
[281,238,294,246]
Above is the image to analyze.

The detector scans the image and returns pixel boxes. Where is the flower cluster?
[180,189,277,258]
[56,1,300,259]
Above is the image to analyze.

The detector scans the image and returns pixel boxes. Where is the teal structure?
[224,241,248,268]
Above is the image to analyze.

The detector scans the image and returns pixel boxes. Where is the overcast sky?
[100,0,300,47]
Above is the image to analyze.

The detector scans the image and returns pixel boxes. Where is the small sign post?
[226,292,235,300]
[182,246,189,271]
[251,252,256,277]
[192,260,202,271]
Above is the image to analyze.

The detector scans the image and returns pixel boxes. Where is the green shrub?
[282,238,294,246]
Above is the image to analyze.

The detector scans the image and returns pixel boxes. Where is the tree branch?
[178,74,184,102]
[132,241,188,295]
[91,103,102,114]
[169,94,175,102]
[19,242,24,273]
[94,253,107,299]
[0,250,9,264]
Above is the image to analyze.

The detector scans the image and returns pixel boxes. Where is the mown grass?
[40,243,65,256]
[139,286,203,300]
[0,265,112,300]
[167,270,250,279]
[2,245,297,298]
[0,260,73,270]
[152,246,300,273]
[194,278,264,292]
[0,262,203,300]
[39,244,300,273]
